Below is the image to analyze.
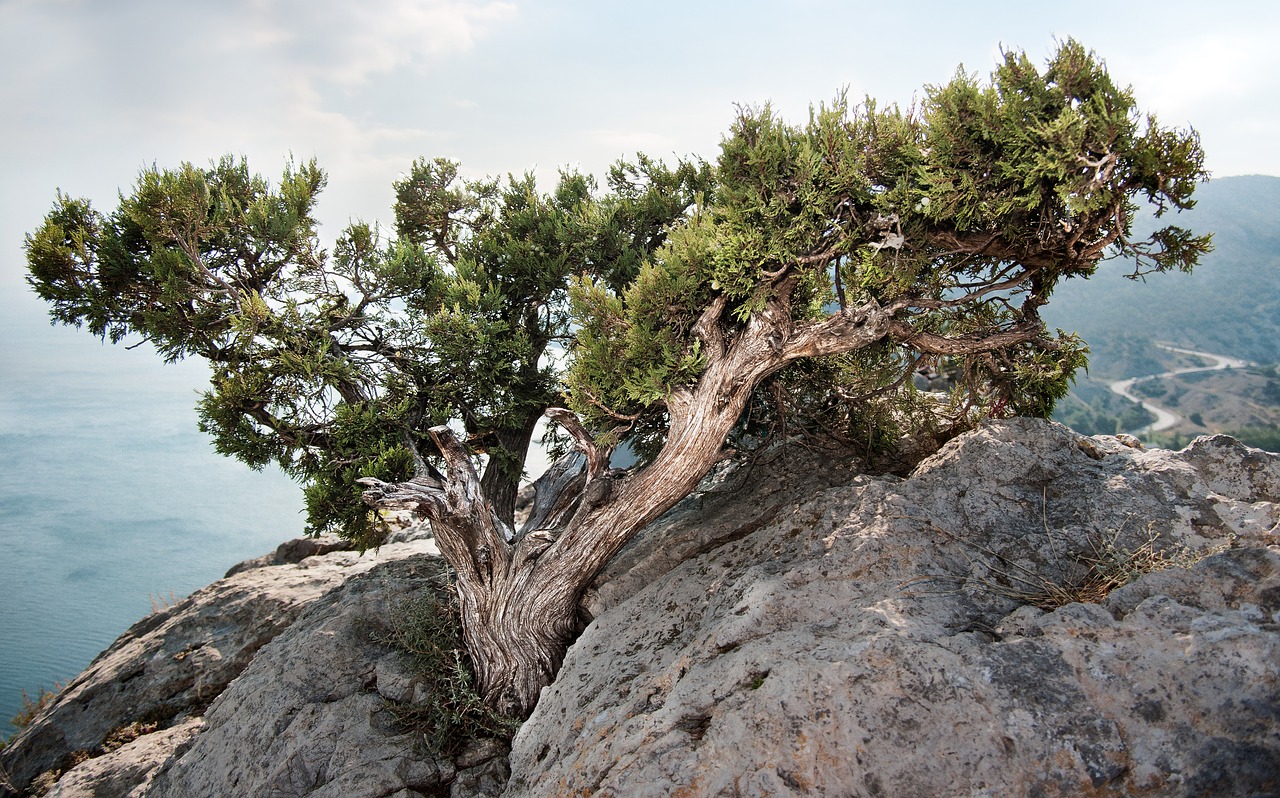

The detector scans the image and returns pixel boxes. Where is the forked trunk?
[362,297,901,717]
[453,555,580,718]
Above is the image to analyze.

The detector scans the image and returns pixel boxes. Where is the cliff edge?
[3,419,1277,797]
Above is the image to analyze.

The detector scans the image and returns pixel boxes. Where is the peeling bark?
[362,294,905,717]
[361,278,1055,717]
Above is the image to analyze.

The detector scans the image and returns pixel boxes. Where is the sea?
[0,288,305,730]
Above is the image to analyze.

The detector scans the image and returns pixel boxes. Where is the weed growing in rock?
[9,686,58,731]
[148,591,180,615]
[926,507,1223,612]
[376,586,520,755]
[981,522,1216,610]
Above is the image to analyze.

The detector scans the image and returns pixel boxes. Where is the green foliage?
[376,587,519,754]
[566,40,1206,450]
[27,153,709,537]
[27,40,1208,538]
[564,215,716,444]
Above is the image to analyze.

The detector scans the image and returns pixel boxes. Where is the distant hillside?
[1042,175,1280,375]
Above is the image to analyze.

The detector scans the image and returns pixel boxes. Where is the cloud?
[230,0,518,86]
[0,0,521,233]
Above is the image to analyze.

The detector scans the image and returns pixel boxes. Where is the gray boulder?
[0,533,437,795]
[504,420,1280,797]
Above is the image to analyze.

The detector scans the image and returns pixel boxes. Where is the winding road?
[1109,345,1252,435]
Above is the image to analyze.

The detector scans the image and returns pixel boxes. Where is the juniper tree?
[27,153,708,546]
[28,40,1209,717]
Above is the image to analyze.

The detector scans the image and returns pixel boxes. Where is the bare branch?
[514,452,587,540]
[886,316,1045,356]
[362,424,514,579]
[889,266,1039,314]
[544,408,611,479]
[579,389,643,423]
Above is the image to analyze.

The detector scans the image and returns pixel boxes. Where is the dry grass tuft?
[374,581,520,755]
[9,685,60,731]
[911,490,1225,612]
[972,522,1217,611]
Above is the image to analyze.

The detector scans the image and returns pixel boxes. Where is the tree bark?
[362,288,1043,718]
[478,411,542,529]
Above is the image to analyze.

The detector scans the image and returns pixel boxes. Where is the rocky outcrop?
[0,533,438,796]
[6,419,1278,797]
[505,420,1280,797]
[41,719,203,798]
[144,553,506,798]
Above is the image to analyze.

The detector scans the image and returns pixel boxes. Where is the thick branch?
[886,316,1045,356]
[360,424,512,582]
[691,294,729,360]
[544,408,611,479]
[515,452,586,540]
[782,300,890,361]
[540,292,893,590]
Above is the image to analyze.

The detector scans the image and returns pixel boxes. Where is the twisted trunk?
[363,289,1044,717]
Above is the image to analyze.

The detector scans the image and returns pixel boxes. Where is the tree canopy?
[27,152,711,542]
[27,40,1209,717]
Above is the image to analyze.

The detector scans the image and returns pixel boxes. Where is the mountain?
[1042,175,1280,374]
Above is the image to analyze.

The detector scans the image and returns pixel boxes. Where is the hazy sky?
[3,0,1278,296]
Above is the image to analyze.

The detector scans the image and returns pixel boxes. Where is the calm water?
[0,291,304,730]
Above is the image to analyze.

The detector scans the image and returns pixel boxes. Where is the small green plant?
[376,584,520,755]
[10,686,58,730]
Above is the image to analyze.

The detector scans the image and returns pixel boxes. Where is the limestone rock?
[0,536,437,795]
[144,554,472,798]
[584,444,863,619]
[11,419,1280,797]
[223,533,353,577]
[504,419,1280,797]
[41,719,203,798]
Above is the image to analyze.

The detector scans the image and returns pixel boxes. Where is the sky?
[0,0,1277,712]
[3,0,1279,300]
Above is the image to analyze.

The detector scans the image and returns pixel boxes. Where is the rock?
[12,419,1280,797]
[41,719,203,798]
[223,533,353,577]
[127,544,510,798]
[144,554,463,798]
[0,535,437,796]
[504,419,1280,797]
[583,443,863,619]
[452,756,511,798]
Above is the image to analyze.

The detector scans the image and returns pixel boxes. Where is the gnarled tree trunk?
[362,287,1043,717]
[361,289,884,715]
